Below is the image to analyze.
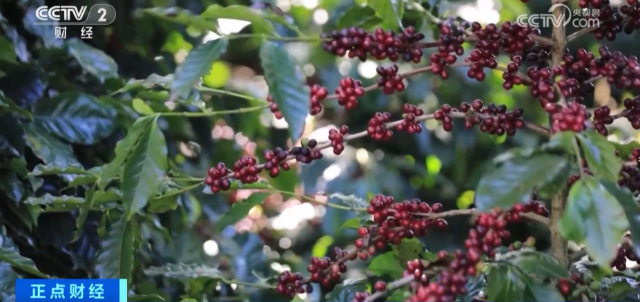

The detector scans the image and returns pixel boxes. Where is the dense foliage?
[1,0,640,301]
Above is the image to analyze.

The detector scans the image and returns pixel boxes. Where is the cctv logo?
[35,6,88,22]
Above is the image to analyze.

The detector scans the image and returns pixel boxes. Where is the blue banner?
[16,279,127,302]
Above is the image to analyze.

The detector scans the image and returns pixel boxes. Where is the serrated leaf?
[475,154,569,211]
[0,247,48,278]
[559,176,627,269]
[200,5,275,35]
[112,74,174,95]
[368,0,404,31]
[121,116,168,220]
[601,182,640,254]
[172,39,228,97]
[33,92,117,145]
[340,217,361,229]
[144,263,222,279]
[326,278,367,302]
[368,252,403,279]
[65,38,118,82]
[577,132,622,182]
[260,42,309,142]
[100,116,156,189]
[509,250,569,279]
[94,212,135,281]
[214,193,268,232]
[335,5,377,29]
[0,169,24,204]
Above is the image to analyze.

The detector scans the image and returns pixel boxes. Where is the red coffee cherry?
[376,64,405,94]
[367,112,393,141]
[397,104,424,134]
[329,126,349,155]
[205,162,231,193]
[335,77,365,110]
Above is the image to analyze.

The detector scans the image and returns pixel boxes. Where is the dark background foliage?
[0,0,640,301]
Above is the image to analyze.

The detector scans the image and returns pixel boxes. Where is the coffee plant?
[1,0,640,301]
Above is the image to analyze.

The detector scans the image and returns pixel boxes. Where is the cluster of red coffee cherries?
[610,238,638,270]
[397,104,424,134]
[549,102,589,133]
[434,104,456,132]
[328,126,348,155]
[593,105,614,135]
[262,147,291,178]
[321,26,425,62]
[505,193,550,222]
[335,77,365,110]
[430,18,467,79]
[276,271,310,297]
[624,97,640,129]
[376,65,405,94]
[473,101,526,136]
[231,156,260,184]
[577,0,608,8]
[205,163,232,193]
[367,112,393,141]
[404,209,510,301]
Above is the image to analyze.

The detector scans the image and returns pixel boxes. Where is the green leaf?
[607,281,635,300]
[100,116,157,189]
[393,238,424,266]
[128,294,166,302]
[0,169,24,203]
[121,116,168,220]
[65,38,118,82]
[33,92,117,145]
[132,98,155,115]
[601,181,640,253]
[144,263,222,279]
[29,160,93,177]
[368,0,404,31]
[112,74,174,95]
[559,176,628,269]
[509,250,569,279]
[340,217,361,229]
[543,131,576,153]
[202,180,272,194]
[577,132,622,182]
[260,42,310,142]
[475,154,569,211]
[326,278,367,302]
[214,193,268,232]
[24,123,77,166]
[527,282,565,302]
[0,91,31,119]
[330,193,368,209]
[74,183,96,241]
[0,262,18,299]
[171,39,228,97]
[201,5,276,35]
[368,252,403,279]
[24,193,84,209]
[148,191,179,213]
[95,212,135,281]
[612,141,640,158]
[0,247,48,278]
[335,5,377,29]
[486,264,527,301]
